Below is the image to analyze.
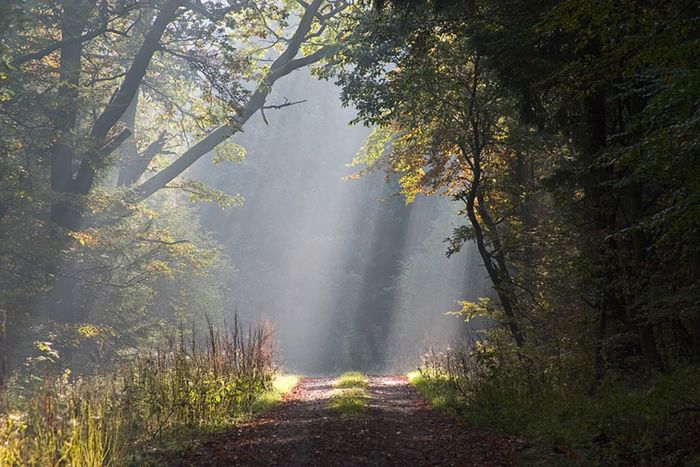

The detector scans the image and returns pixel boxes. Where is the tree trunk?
[45,0,94,323]
[516,151,536,273]
[45,0,181,323]
[0,308,6,388]
[116,92,146,187]
[49,0,93,230]
[461,142,525,348]
[578,92,618,377]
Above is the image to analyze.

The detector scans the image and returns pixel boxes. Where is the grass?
[328,371,368,416]
[250,374,300,413]
[407,370,463,417]
[0,319,298,466]
[334,371,368,389]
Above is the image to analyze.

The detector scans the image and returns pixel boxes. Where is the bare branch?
[262,98,308,110]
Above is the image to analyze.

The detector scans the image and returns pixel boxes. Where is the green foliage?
[2,189,235,373]
[328,388,367,417]
[330,0,700,385]
[407,370,462,417]
[412,344,700,465]
[213,141,247,165]
[344,126,395,180]
[0,0,344,378]
[169,179,244,209]
[447,298,495,322]
[0,370,125,466]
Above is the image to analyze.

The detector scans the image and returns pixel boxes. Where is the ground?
[180,375,517,466]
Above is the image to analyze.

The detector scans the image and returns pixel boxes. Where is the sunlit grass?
[0,319,284,466]
[334,371,368,389]
[250,374,299,413]
[329,371,368,416]
[407,370,461,416]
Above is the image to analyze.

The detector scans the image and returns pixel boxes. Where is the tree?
[329,0,700,374]
[325,8,530,346]
[1,0,351,325]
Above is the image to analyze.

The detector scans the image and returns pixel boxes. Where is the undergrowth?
[409,343,700,465]
[0,317,294,466]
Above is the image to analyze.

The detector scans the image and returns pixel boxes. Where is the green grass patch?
[407,370,464,417]
[334,371,368,389]
[328,371,368,416]
[329,387,367,416]
[0,321,289,466]
[250,374,300,413]
[135,373,299,465]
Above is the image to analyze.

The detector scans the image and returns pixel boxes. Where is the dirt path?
[180,376,516,466]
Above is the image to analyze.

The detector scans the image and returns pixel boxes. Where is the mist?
[193,70,489,373]
[3,0,696,463]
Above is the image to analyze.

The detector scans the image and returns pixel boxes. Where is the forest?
[0,0,699,465]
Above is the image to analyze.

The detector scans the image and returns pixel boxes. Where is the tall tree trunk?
[579,92,666,373]
[46,0,181,324]
[46,0,94,323]
[0,308,6,388]
[516,88,541,292]
[626,191,667,371]
[116,93,142,186]
[515,150,537,289]
[50,0,93,230]
[579,92,617,379]
[460,141,525,348]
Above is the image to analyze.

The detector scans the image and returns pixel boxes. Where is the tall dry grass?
[0,315,276,466]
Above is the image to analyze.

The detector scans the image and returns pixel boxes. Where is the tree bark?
[73,0,182,196]
[115,92,167,187]
[46,0,181,324]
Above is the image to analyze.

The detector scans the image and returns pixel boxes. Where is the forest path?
[180,375,515,466]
